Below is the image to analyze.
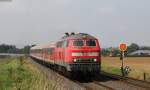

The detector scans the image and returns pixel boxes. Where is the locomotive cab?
[64,34,101,73]
[71,39,100,63]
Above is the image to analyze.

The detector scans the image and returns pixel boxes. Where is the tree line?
[101,43,150,56]
[0,43,150,55]
[0,44,33,54]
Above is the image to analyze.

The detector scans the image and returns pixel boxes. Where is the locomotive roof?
[62,33,97,40]
[31,33,97,50]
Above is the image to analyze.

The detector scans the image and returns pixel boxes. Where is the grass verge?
[0,57,54,90]
[101,65,122,75]
[102,65,150,82]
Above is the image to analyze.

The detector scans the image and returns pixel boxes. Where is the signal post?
[119,43,127,77]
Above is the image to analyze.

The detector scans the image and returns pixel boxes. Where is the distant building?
[128,50,150,56]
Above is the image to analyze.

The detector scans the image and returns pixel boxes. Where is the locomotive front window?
[73,40,84,46]
[86,40,96,46]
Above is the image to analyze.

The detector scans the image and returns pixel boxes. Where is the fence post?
[144,73,146,81]
[20,56,24,66]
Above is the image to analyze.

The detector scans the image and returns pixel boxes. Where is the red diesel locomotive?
[30,33,101,75]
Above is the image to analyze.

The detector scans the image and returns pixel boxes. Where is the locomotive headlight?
[72,52,83,56]
[94,59,97,62]
[74,59,77,62]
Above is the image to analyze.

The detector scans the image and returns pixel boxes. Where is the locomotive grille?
[74,58,95,63]
[69,63,100,71]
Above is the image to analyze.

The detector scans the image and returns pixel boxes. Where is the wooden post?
[144,73,146,81]
[121,51,125,77]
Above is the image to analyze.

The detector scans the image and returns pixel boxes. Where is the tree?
[101,48,109,56]
[22,45,31,54]
[0,44,18,53]
[140,46,150,50]
[113,48,120,56]
[127,43,140,54]
[0,44,32,54]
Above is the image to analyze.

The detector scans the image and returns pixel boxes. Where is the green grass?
[101,65,122,75]
[0,57,54,90]
[102,65,150,82]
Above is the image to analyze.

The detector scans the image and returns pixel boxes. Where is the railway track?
[70,71,150,90]
[100,71,150,90]
[31,58,115,90]
[30,58,116,90]
[93,81,115,90]
[30,58,150,90]
[72,79,115,90]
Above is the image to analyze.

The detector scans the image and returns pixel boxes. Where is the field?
[0,57,54,90]
[101,57,150,81]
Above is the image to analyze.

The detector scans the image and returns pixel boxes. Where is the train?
[30,33,101,76]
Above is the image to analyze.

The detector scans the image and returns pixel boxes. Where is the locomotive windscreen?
[86,39,96,46]
[73,40,84,46]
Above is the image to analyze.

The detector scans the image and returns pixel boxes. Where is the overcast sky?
[0,0,150,48]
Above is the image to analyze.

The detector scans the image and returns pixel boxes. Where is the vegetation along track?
[30,58,150,90]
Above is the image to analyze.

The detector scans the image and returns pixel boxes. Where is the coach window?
[57,41,63,48]
[48,48,53,55]
[48,48,50,54]
[60,41,63,48]
[73,40,84,46]
[56,42,59,47]
[86,39,96,46]
[57,42,60,48]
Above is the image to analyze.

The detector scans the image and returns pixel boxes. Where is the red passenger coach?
[30,33,101,75]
